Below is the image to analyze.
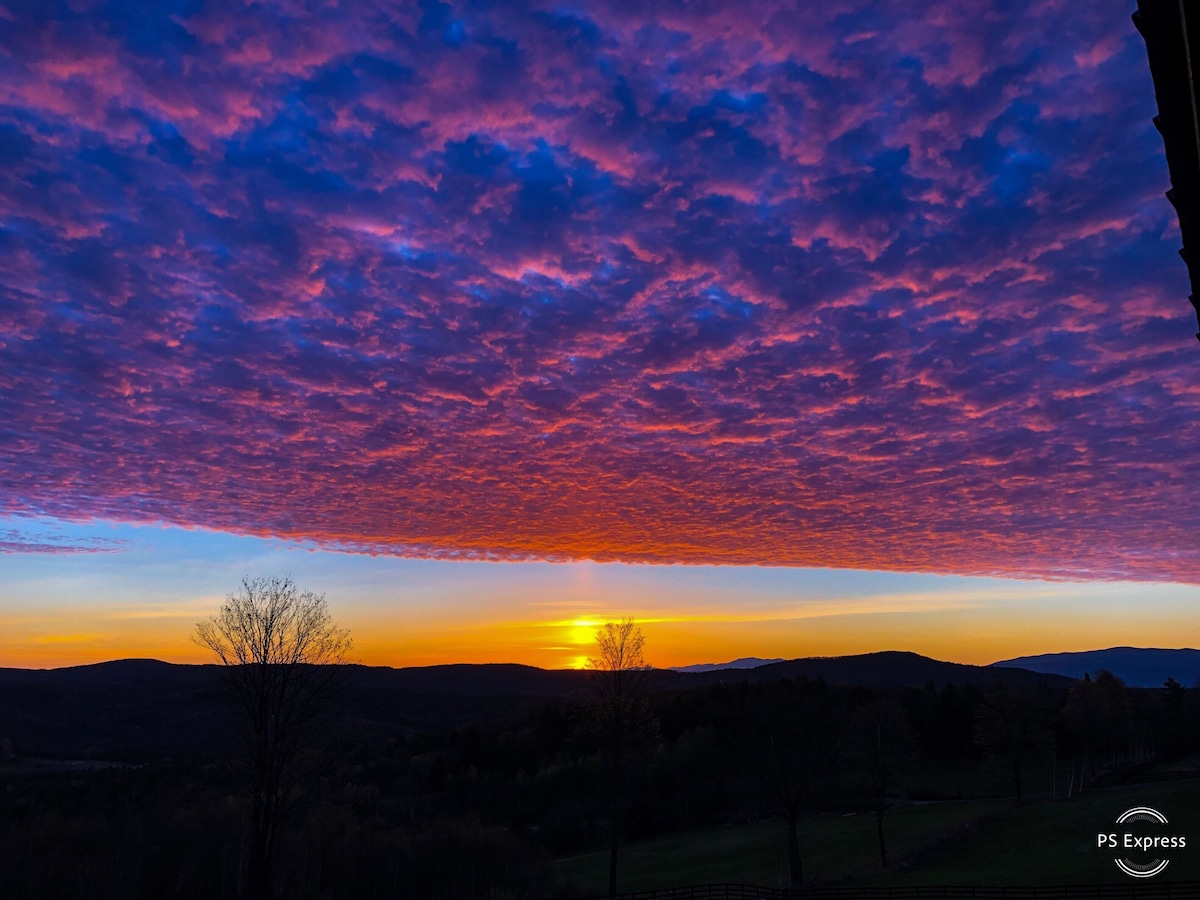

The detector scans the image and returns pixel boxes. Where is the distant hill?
[669,657,783,673]
[0,659,233,760]
[0,651,1064,760]
[741,651,1070,690]
[991,647,1200,688]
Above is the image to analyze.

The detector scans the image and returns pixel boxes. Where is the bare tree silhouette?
[844,697,917,868]
[195,575,352,900]
[583,619,658,900]
[743,678,841,886]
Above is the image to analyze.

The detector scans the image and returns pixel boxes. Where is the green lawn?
[554,780,1200,894]
[555,798,1003,893]
[881,780,1200,886]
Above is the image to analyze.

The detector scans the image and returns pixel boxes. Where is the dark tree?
[743,678,841,886]
[973,679,1053,803]
[1159,676,1187,757]
[195,576,353,900]
[845,697,917,868]
[1062,670,1131,794]
[582,619,658,900]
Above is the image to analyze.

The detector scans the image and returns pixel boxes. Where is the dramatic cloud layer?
[2,0,1199,579]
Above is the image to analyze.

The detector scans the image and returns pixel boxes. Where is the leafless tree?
[740,678,841,886]
[844,697,917,868]
[195,575,352,900]
[584,619,658,900]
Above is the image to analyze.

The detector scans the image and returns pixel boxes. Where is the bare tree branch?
[194,575,352,900]
[582,619,658,900]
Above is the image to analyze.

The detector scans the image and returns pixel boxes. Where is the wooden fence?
[560,882,1200,900]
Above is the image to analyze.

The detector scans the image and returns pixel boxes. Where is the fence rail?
[560,882,1200,900]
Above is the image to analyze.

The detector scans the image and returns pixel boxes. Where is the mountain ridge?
[991,646,1200,688]
[668,656,784,673]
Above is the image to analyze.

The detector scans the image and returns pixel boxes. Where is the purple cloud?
[0,528,126,554]
[1,0,1198,580]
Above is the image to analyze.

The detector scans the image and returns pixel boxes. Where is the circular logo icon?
[1100,807,1186,879]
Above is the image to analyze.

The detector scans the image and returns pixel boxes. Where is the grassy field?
[554,780,1200,894]
[882,780,1200,886]
[555,798,1004,893]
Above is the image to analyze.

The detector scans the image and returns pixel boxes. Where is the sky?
[1,0,1198,669]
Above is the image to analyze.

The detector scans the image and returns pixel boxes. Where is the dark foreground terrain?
[1,652,1197,898]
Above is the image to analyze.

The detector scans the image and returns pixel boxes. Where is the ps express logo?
[1098,807,1187,878]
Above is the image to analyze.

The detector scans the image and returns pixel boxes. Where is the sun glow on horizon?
[1,518,1197,671]
[10,601,1198,673]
